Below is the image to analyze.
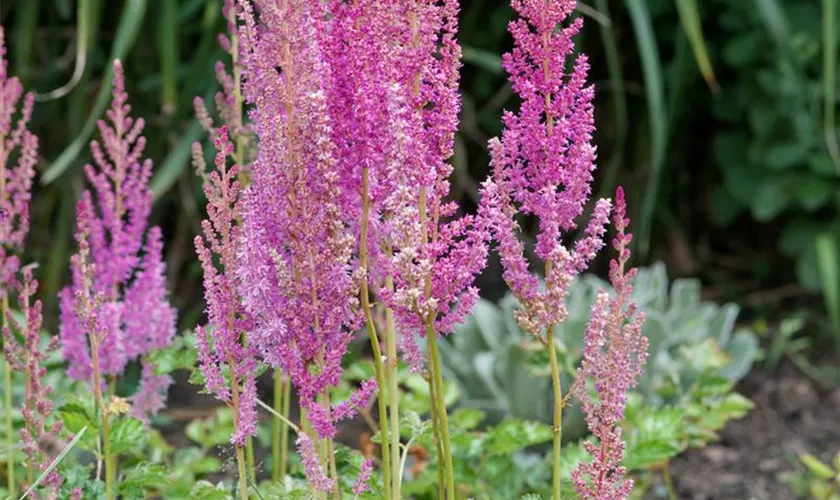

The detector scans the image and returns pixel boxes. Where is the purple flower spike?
[573,188,649,499]
[59,60,176,421]
[0,27,38,295]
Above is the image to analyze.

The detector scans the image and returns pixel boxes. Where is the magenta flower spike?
[59,60,176,421]
[194,126,257,446]
[0,27,38,294]
[478,1,647,499]
[573,188,649,499]
[480,0,610,338]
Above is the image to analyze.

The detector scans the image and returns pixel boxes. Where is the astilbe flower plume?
[357,0,488,368]
[193,127,257,446]
[235,0,375,454]
[573,188,648,499]
[480,0,610,339]
[192,0,254,177]
[0,27,38,294]
[3,267,64,498]
[59,60,176,421]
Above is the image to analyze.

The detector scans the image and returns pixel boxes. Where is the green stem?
[547,327,562,500]
[662,463,677,500]
[3,352,13,499]
[2,294,14,498]
[235,445,249,500]
[426,323,455,500]
[384,275,401,498]
[359,166,393,500]
[91,342,114,500]
[246,436,256,485]
[426,358,445,500]
[272,369,283,482]
[280,379,291,479]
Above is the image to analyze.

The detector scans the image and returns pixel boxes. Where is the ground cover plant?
[0,0,837,499]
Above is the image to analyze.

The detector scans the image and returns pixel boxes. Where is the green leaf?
[118,464,168,494]
[816,232,840,357]
[188,481,230,500]
[801,454,835,479]
[461,46,503,74]
[110,417,147,454]
[484,419,553,455]
[675,0,718,91]
[624,407,685,470]
[764,142,807,170]
[720,330,760,380]
[150,120,205,199]
[451,408,486,431]
[59,402,96,433]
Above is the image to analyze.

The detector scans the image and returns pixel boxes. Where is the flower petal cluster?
[59,61,176,420]
[479,0,607,338]
[573,188,649,499]
[0,27,37,294]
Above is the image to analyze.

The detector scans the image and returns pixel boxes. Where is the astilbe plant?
[58,60,175,500]
[2,268,63,498]
[193,127,258,499]
[235,1,377,494]
[573,188,648,499]
[479,1,644,498]
[0,26,39,499]
[319,0,488,496]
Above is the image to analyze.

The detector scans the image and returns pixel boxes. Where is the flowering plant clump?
[0,0,662,498]
[56,60,175,499]
[479,1,647,498]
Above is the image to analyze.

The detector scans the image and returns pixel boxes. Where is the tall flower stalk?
[373,1,488,497]
[193,0,262,482]
[0,26,38,498]
[573,188,648,498]
[479,1,617,498]
[193,128,257,500]
[236,1,385,496]
[59,60,176,500]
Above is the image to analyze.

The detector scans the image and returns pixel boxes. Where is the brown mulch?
[668,363,840,500]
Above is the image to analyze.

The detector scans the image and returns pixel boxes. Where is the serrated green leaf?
[451,408,486,431]
[110,417,147,454]
[484,420,553,455]
[118,463,168,493]
[189,480,230,500]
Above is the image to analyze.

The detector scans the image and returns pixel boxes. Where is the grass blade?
[625,0,667,258]
[159,0,179,114]
[41,0,149,185]
[754,0,790,47]
[674,0,719,92]
[13,0,40,86]
[823,0,840,172]
[17,427,87,500]
[595,0,627,199]
[34,0,92,101]
[150,120,204,200]
[816,233,840,359]
[461,46,503,75]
